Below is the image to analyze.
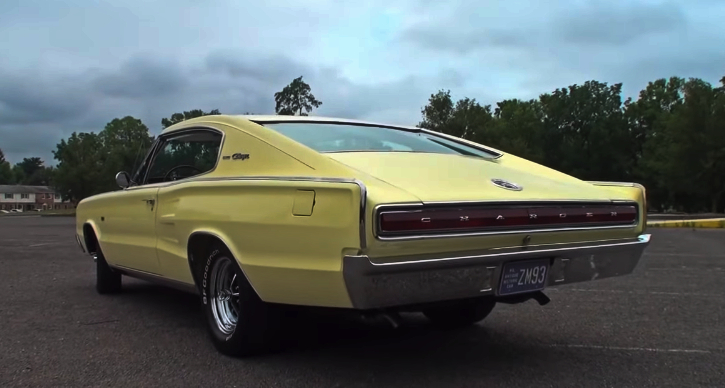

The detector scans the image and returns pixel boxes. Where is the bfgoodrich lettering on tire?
[200,244,280,357]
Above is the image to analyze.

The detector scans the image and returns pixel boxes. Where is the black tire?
[199,244,280,357]
[95,247,122,294]
[422,297,496,328]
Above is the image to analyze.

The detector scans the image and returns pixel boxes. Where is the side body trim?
[177,176,368,249]
[109,264,199,295]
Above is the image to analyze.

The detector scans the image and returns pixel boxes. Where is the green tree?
[537,81,632,181]
[0,163,11,184]
[449,98,493,141]
[486,99,545,164]
[641,77,725,212]
[0,151,12,184]
[52,132,105,204]
[25,166,54,186]
[11,165,25,185]
[274,76,322,116]
[625,77,685,210]
[161,109,221,129]
[15,157,44,182]
[0,149,12,184]
[419,90,455,132]
[419,90,494,141]
[52,115,154,202]
[100,116,154,185]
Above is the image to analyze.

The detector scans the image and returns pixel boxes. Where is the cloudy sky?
[1,0,724,164]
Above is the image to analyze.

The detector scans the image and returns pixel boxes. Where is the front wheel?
[95,247,122,294]
[200,245,280,357]
[422,297,496,328]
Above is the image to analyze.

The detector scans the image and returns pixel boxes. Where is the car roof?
[238,115,420,130]
[159,114,422,136]
[158,114,505,158]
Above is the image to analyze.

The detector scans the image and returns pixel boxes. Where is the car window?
[144,130,223,184]
[262,122,498,158]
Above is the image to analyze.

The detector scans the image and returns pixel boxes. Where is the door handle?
[142,199,155,210]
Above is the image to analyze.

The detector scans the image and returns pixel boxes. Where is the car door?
[151,128,224,282]
[104,129,223,275]
[99,140,164,274]
[101,184,162,274]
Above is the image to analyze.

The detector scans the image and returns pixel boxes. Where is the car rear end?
[343,183,650,310]
[249,118,651,311]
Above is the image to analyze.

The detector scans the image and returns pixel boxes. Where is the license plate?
[498,259,550,296]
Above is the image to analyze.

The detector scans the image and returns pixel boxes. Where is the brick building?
[0,185,74,212]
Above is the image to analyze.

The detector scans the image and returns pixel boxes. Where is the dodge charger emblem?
[491,178,523,191]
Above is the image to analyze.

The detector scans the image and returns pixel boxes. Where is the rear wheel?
[95,247,122,294]
[422,297,496,328]
[200,244,280,357]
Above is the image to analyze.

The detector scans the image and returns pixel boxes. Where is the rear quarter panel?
[156,179,363,308]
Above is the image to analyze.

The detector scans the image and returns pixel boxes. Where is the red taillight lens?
[379,208,530,233]
[378,204,638,236]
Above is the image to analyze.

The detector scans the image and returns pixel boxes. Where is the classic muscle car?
[75,114,651,356]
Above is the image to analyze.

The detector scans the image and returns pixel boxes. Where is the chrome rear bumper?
[342,234,651,310]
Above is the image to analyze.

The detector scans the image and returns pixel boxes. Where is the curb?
[647,218,725,228]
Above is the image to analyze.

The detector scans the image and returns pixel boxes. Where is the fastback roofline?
[244,115,504,159]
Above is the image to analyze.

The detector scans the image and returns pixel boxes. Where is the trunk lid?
[327,152,614,203]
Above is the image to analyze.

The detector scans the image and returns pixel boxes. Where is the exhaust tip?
[532,291,551,306]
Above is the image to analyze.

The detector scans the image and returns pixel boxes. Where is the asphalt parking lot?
[1,217,724,387]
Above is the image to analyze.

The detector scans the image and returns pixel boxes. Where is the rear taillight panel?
[377,202,638,237]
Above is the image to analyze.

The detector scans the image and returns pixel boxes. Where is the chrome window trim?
[131,126,227,188]
[373,200,640,241]
[130,137,162,186]
[251,119,503,159]
[587,181,645,189]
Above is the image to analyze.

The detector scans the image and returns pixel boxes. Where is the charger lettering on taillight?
[378,203,638,236]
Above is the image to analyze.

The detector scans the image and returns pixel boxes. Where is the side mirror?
[115,171,131,189]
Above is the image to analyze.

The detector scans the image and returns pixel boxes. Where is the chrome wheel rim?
[210,256,241,335]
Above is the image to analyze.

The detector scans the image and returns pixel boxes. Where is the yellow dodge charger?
[74,114,651,356]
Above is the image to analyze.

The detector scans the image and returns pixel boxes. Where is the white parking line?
[553,288,722,298]
[647,267,724,271]
[27,242,71,248]
[547,344,712,354]
[644,252,725,258]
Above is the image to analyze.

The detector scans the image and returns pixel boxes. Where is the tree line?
[1,74,723,212]
[419,76,725,213]
[0,78,322,203]
[0,152,54,186]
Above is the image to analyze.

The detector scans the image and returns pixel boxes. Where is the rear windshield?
[261,122,499,158]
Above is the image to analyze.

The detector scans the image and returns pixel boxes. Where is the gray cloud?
[557,2,688,45]
[401,27,534,55]
[399,0,723,100]
[401,0,689,53]
[0,50,441,164]
[1,0,724,166]
[0,71,93,125]
[92,57,188,98]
